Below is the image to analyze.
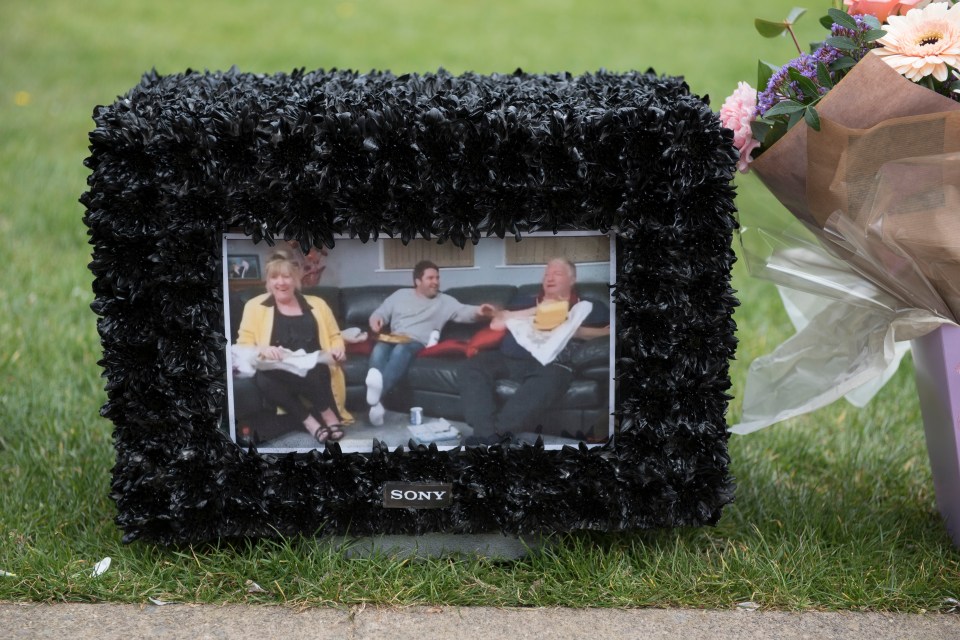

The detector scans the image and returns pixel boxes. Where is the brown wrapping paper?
[750,52,960,321]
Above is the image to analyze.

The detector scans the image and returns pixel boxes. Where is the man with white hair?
[458,258,610,445]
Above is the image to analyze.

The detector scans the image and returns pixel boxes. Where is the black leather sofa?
[228,282,612,442]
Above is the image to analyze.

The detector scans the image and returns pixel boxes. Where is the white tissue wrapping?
[732,224,951,434]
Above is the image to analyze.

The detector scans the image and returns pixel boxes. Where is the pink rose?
[843,0,930,22]
[720,81,761,174]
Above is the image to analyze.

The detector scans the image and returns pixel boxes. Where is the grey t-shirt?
[372,289,480,345]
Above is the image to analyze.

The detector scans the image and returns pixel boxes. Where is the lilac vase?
[911,323,960,547]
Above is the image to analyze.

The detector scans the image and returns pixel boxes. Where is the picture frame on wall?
[226,254,262,280]
[82,67,738,544]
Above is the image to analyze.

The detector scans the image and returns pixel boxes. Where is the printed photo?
[222,233,616,453]
[227,255,261,280]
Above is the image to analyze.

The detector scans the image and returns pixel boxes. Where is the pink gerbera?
[874,1,960,81]
[720,82,761,174]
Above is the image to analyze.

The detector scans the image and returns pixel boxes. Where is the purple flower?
[757,53,824,116]
[821,14,875,65]
[757,14,876,118]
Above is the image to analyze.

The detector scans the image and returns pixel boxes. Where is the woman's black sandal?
[312,424,344,444]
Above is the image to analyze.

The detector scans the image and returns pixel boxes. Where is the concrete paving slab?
[1,603,959,640]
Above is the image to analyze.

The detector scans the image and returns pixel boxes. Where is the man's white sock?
[369,402,385,426]
[366,368,383,405]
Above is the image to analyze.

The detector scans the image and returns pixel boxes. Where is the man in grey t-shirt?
[365,260,495,425]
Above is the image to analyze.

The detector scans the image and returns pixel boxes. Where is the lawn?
[0,0,957,610]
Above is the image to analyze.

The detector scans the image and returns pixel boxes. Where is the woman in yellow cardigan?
[236,252,352,443]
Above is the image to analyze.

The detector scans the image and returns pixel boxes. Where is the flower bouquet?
[724,0,960,545]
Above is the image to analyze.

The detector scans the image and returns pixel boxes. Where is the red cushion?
[418,327,508,358]
[465,327,507,357]
[345,338,375,356]
[417,339,468,358]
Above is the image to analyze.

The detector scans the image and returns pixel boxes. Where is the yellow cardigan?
[236,293,353,424]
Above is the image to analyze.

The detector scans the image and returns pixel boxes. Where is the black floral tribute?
[81,67,739,544]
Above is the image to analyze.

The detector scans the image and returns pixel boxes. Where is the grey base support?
[339,533,544,559]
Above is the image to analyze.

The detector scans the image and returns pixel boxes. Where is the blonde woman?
[236,251,352,443]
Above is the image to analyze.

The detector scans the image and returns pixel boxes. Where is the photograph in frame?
[223,232,616,454]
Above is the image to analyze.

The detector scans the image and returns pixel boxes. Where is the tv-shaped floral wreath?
[82,67,739,544]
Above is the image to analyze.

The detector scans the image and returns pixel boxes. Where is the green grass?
[0,0,958,611]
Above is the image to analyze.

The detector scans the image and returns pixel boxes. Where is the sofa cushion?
[441,285,517,340]
[340,357,370,386]
[340,286,402,328]
[575,282,612,307]
[404,359,461,395]
[443,285,517,308]
[495,377,604,409]
[570,336,612,380]
[299,286,342,318]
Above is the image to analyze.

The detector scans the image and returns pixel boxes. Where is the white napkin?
[231,345,321,378]
[505,301,593,366]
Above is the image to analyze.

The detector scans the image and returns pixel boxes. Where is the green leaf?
[819,14,834,29]
[756,8,807,38]
[825,36,858,51]
[763,99,806,117]
[787,109,804,130]
[750,120,772,145]
[862,14,881,29]
[787,67,821,102]
[786,7,807,24]
[760,119,790,149]
[816,61,834,89]
[827,8,858,30]
[804,105,821,131]
[829,57,858,72]
[757,60,779,92]
[865,28,887,43]
[755,18,788,38]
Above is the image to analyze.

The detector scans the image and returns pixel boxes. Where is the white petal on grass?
[148,597,175,606]
[736,601,760,611]
[91,557,111,578]
[245,579,269,594]
[0,570,16,577]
